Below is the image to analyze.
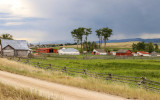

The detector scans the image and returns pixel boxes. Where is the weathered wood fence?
[7,57,160,93]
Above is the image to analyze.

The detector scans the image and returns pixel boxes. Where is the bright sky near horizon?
[0,0,160,43]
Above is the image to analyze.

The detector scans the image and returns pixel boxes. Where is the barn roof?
[94,49,106,53]
[137,51,150,54]
[117,49,130,53]
[1,39,29,50]
[59,48,79,52]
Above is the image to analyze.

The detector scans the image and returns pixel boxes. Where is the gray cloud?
[1,0,160,42]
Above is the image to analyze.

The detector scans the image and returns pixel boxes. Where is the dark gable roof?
[94,49,106,53]
[117,49,130,53]
[1,39,29,50]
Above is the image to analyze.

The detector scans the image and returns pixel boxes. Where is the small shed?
[36,48,58,53]
[137,51,151,57]
[132,52,138,56]
[58,48,80,55]
[110,51,117,56]
[1,39,30,57]
[92,49,107,55]
[116,49,132,56]
[151,51,160,57]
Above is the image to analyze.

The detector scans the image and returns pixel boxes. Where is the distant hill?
[32,38,160,45]
[97,38,160,43]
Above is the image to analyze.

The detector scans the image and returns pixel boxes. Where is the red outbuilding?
[36,48,58,53]
[116,49,132,56]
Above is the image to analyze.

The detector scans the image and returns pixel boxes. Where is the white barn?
[93,49,107,55]
[1,39,30,57]
[58,48,80,55]
[137,51,151,57]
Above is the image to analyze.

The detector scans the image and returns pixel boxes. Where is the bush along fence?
[7,57,160,93]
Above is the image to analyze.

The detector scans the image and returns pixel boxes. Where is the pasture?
[24,56,160,82]
[1,58,160,100]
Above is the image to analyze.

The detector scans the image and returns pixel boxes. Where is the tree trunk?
[99,37,100,48]
[81,39,83,52]
[100,36,102,48]
[86,36,88,51]
[104,39,106,49]
[77,40,78,49]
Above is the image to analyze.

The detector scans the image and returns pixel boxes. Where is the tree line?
[71,27,113,52]
[0,34,13,43]
[132,42,160,53]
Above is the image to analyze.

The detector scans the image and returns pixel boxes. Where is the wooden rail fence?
[7,57,160,93]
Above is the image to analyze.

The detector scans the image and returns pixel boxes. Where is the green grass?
[23,57,160,82]
[1,58,160,100]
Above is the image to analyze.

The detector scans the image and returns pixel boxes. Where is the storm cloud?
[0,0,160,43]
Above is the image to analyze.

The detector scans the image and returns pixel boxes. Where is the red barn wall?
[36,48,57,53]
[116,50,132,56]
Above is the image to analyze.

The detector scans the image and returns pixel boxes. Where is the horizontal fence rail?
[6,57,160,93]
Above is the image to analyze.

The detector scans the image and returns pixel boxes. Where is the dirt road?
[0,71,128,100]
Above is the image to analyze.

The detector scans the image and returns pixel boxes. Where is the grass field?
[0,82,48,100]
[26,57,160,82]
[0,58,160,100]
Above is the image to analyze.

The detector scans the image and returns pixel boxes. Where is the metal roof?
[60,48,79,52]
[117,49,130,53]
[1,39,29,50]
[94,49,106,53]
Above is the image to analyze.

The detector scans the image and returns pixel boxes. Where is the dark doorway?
[49,49,53,53]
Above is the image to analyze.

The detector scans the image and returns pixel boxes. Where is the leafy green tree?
[148,42,154,53]
[96,29,103,48]
[136,42,145,51]
[132,43,137,52]
[0,34,13,40]
[154,44,159,52]
[84,28,92,51]
[0,33,13,43]
[71,29,80,49]
[102,27,113,49]
[71,27,84,52]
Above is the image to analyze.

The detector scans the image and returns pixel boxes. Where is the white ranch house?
[58,48,80,55]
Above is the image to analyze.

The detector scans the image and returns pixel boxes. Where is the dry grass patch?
[0,58,160,100]
[0,82,48,100]
[63,41,139,49]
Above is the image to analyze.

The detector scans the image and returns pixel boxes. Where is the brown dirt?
[0,71,129,100]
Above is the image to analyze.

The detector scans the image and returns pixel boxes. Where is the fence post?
[64,67,67,72]
[108,73,112,80]
[142,77,147,89]
[37,62,40,68]
[138,77,147,89]
[83,69,87,75]
[49,64,52,69]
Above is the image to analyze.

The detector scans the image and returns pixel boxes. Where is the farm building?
[1,39,30,57]
[92,49,107,55]
[110,51,117,56]
[58,48,80,55]
[116,49,132,56]
[36,48,58,53]
[132,52,138,56]
[137,51,151,56]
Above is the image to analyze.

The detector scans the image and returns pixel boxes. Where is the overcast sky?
[0,0,160,43]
